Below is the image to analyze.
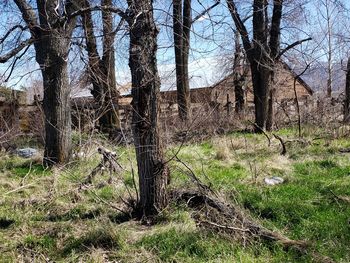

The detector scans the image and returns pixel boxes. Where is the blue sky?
[1,0,349,92]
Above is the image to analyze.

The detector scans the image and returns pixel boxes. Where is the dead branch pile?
[172,159,335,262]
[174,189,307,249]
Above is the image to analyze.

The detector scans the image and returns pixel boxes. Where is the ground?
[0,127,350,262]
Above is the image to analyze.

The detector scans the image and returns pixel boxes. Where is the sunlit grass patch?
[138,227,238,262]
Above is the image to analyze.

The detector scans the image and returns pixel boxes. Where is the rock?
[17,148,37,158]
[264,176,284,185]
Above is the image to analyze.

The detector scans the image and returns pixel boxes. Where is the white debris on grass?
[17,148,37,158]
[264,176,284,185]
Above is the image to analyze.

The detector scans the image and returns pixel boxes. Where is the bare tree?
[0,0,84,165]
[227,0,311,131]
[314,0,343,97]
[173,0,191,121]
[173,0,220,121]
[344,57,350,122]
[81,0,121,137]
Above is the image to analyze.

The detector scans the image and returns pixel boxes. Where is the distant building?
[11,61,315,133]
[157,62,313,112]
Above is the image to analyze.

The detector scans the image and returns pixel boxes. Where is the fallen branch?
[90,189,131,217]
[84,146,123,184]
[198,219,250,233]
[175,156,215,195]
[176,190,308,250]
[339,148,350,153]
[4,183,34,195]
[273,133,287,155]
[330,190,350,204]
[248,120,271,147]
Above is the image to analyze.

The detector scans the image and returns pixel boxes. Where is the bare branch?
[68,5,128,21]
[277,37,312,59]
[0,38,34,63]
[5,44,31,82]
[226,0,253,58]
[13,0,39,31]
[191,0,220,24]
[273,133,286,155]
[0,25,28,45]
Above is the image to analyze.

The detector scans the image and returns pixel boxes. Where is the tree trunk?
[173,0,191,121]
[251,61,271,131]
[181,0,191,121]
[82,0,121,136]
[227,0,283,132]
[27,1,81,165]
[100,0,121,136]
[234,76,245,113]
[41,48,72,165]
[266,88,275,131]
[344,57,350,122]
[325,0,333,98]
[128,0,169,217]
[32,21,74,165]
[233,30,245,114]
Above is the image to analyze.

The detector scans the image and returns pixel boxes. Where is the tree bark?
[13,0,82,165]
[233,31,245,114]
[128,0,169,217]
[227,0,283,131]
[251,61,271,130]
[81,0,121,136]
[344,57,350,122]
[40,42,72,165]
[173,0,191,121]
[266,88,275,131]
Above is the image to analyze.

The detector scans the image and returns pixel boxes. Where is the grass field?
[0,128,349,262]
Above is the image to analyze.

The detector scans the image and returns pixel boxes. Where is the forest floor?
[0,126,350,262]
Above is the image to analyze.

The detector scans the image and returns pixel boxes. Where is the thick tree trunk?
[29,0,81,165]
[344,57,350,122]
[128,0,169,217]
[34,27,73,165]
[41,52,72,165]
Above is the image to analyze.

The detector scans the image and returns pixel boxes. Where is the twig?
[90,190,130,216]
[20,161,33,186]
[4,183,34,195]
[199,219,250,232]
[175,156,215,195]
[330,190,350,204]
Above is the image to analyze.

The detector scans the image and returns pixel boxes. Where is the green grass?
[0,127,350,262]
[138,227,238,262]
